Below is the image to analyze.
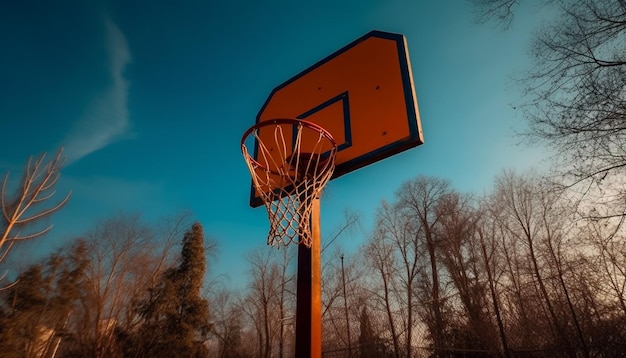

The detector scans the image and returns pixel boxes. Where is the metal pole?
[341,254,352,357]
[295,197,322,358]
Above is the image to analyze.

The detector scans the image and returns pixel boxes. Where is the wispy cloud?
[64,18,131,164]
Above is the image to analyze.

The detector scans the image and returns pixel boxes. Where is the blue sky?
[1,1,551,289]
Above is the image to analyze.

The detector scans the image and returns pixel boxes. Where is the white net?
[242,119,337,248]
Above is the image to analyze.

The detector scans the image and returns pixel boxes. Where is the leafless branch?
[0,147,71,275]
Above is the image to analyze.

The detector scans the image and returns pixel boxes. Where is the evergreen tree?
[136,222,211,357]
[0,242,88,358]
[0,265,47,358]
[359,306,374,357]
[359,306,391,358]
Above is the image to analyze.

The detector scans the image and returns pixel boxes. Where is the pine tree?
[359,306,375,358]
[136,222,210,357]
[0,265,47,358]
[0,243,88,358]
[358,306,391,358]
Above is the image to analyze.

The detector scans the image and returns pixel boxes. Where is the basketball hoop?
[241,118,337,248]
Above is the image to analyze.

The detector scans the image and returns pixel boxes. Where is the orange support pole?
[295,197,322,357]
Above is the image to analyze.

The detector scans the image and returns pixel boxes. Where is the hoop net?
[241,119,337,248]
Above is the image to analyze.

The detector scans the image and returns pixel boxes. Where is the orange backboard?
[249,30,423,207]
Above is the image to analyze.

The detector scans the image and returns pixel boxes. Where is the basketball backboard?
[248,30,423,207]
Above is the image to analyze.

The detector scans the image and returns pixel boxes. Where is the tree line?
[3,170,626,357]
[0,213,213,357]
[208,171,626,357]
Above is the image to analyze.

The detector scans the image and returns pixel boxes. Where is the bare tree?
[376,199,424,358]
[395,176,452,357]
[435,192,502,353]
[361,177,454,357]
[242,248,296,358]
[474,0,626,215]
[321,248,364,356]
[276,247,295,358]
[526,0,626,192]
[476,216,510,357]
[563,227,626,351]
[363,213,403,358]
[320,211,361,355]
[209,288,245,358]
[1,148,70,281]
[587,220,626,315]
[490,171,592,356]
[472,0,519,29]
[60,212,186,357]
